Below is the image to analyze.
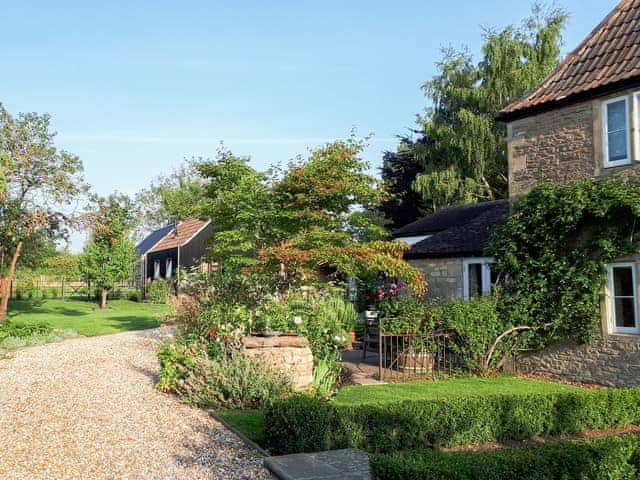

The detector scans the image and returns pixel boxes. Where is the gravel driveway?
[0,329,273,480]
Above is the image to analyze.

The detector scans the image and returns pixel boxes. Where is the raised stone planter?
[241,335,314,391]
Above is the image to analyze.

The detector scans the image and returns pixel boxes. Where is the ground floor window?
[166,258,173,278]
[462,258,496,299]
[607,263,639,334]
[154,260,161,279]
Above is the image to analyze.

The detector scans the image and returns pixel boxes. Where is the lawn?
[332,376,584,406]
[216,409,265,444]
[7,299,170,336]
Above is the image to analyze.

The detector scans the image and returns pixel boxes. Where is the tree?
[197,137,425,294]
[134,159,205,237]
[197,148,281,270]
[380,136,430,229]
[386,5,567,216]
[0,104,87,321]
[80,194,138,309]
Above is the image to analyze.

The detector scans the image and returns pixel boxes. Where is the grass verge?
[6,299,169,336]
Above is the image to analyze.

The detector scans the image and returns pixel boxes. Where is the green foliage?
[158,340,292,409]
[428,295,510,374]
[311,358,340,399]
[382,6,567,218]
[79,194,138,308]
[488,179,640,345]
[370,435,640,480]
[44,253,81,280]
[378,289,430,334]
[148,279,172,304]
[0,320,52,341]
[197,148,281,270]
[265,387,640,454]
[0,104,88,320]
[134,159,205,235]
[156,339,205,392]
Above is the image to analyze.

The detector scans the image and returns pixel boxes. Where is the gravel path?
[0,329,273,480]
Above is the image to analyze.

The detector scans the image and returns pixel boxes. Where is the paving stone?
[265,449,370,480]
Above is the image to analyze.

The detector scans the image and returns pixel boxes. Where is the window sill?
[604,332,640,343]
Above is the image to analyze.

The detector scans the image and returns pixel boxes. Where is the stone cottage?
[396,0,640,386]
[496,0,640,386]
[394,200,508,300]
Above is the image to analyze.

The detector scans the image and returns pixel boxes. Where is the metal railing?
[378,330,459,381]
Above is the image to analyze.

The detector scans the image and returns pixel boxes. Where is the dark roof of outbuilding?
[498,0,640,122]
[395,200,509,259]
[136,224,175,256]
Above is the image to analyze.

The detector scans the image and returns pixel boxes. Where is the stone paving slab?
[264,449,370,480]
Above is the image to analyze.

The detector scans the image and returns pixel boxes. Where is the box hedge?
[370,434,640,480]
[264,389,640,454]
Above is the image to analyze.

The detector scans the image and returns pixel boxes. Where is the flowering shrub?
[148,279,172,304]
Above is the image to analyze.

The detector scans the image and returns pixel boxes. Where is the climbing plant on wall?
[488,179,640,345]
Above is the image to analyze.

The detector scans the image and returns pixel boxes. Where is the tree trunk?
[0,241,23,322]
[100,288,108,310]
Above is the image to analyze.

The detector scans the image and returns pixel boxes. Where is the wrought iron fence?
[378,331,460,381]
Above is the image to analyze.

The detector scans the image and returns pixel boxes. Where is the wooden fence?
[10,277,137,301]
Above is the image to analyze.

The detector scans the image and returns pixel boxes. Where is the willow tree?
[0,105,87,321]
[384,5,568,216]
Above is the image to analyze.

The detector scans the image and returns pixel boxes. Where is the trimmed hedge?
[264,389,640,454]
[370,435,640,480]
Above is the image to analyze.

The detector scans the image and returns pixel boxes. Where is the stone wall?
[506,87,640,197]
[408,257,463,300]
[515,336,640,387]
[241,335,314,391]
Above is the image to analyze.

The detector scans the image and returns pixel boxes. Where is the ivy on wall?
[488,179,640,345]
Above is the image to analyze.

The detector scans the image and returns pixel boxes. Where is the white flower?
[293,316,303,326]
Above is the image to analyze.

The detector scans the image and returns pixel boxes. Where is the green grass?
[216,409,265,444]
[7,299,170,336]
[332,376,585,406]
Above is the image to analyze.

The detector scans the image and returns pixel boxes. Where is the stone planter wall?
[515,336,640,387]
[241,335,314,391]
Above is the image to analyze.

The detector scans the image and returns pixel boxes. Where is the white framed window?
[607,263,639,335]
[165,258,173,278]
[153,260,161,279]
[463,258,496,299]
[602,96,631,168]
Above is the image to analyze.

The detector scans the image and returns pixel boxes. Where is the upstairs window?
[603,96,631,168]
[463,258,496,299]
[607,263,639,335]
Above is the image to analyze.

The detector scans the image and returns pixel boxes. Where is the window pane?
[613,267,634,297]
[607,100,627,131]
[608,130,628,161]
[615,298,636,328]
[467,263,482,297]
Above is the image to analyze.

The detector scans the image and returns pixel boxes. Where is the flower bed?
[264,380,640,454]
[370,434,640,480]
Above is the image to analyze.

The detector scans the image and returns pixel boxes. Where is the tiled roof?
[148,218,211,253]
[395,200,509,258]
[136,224,175,256]
[499,0,640,121]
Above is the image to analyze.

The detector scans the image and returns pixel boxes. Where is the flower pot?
[397,351,435,373]
[259,331,282,337]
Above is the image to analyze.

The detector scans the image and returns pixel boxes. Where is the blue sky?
[1,0,619,249]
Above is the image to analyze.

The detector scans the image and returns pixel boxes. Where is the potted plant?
[397,337,435,373]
